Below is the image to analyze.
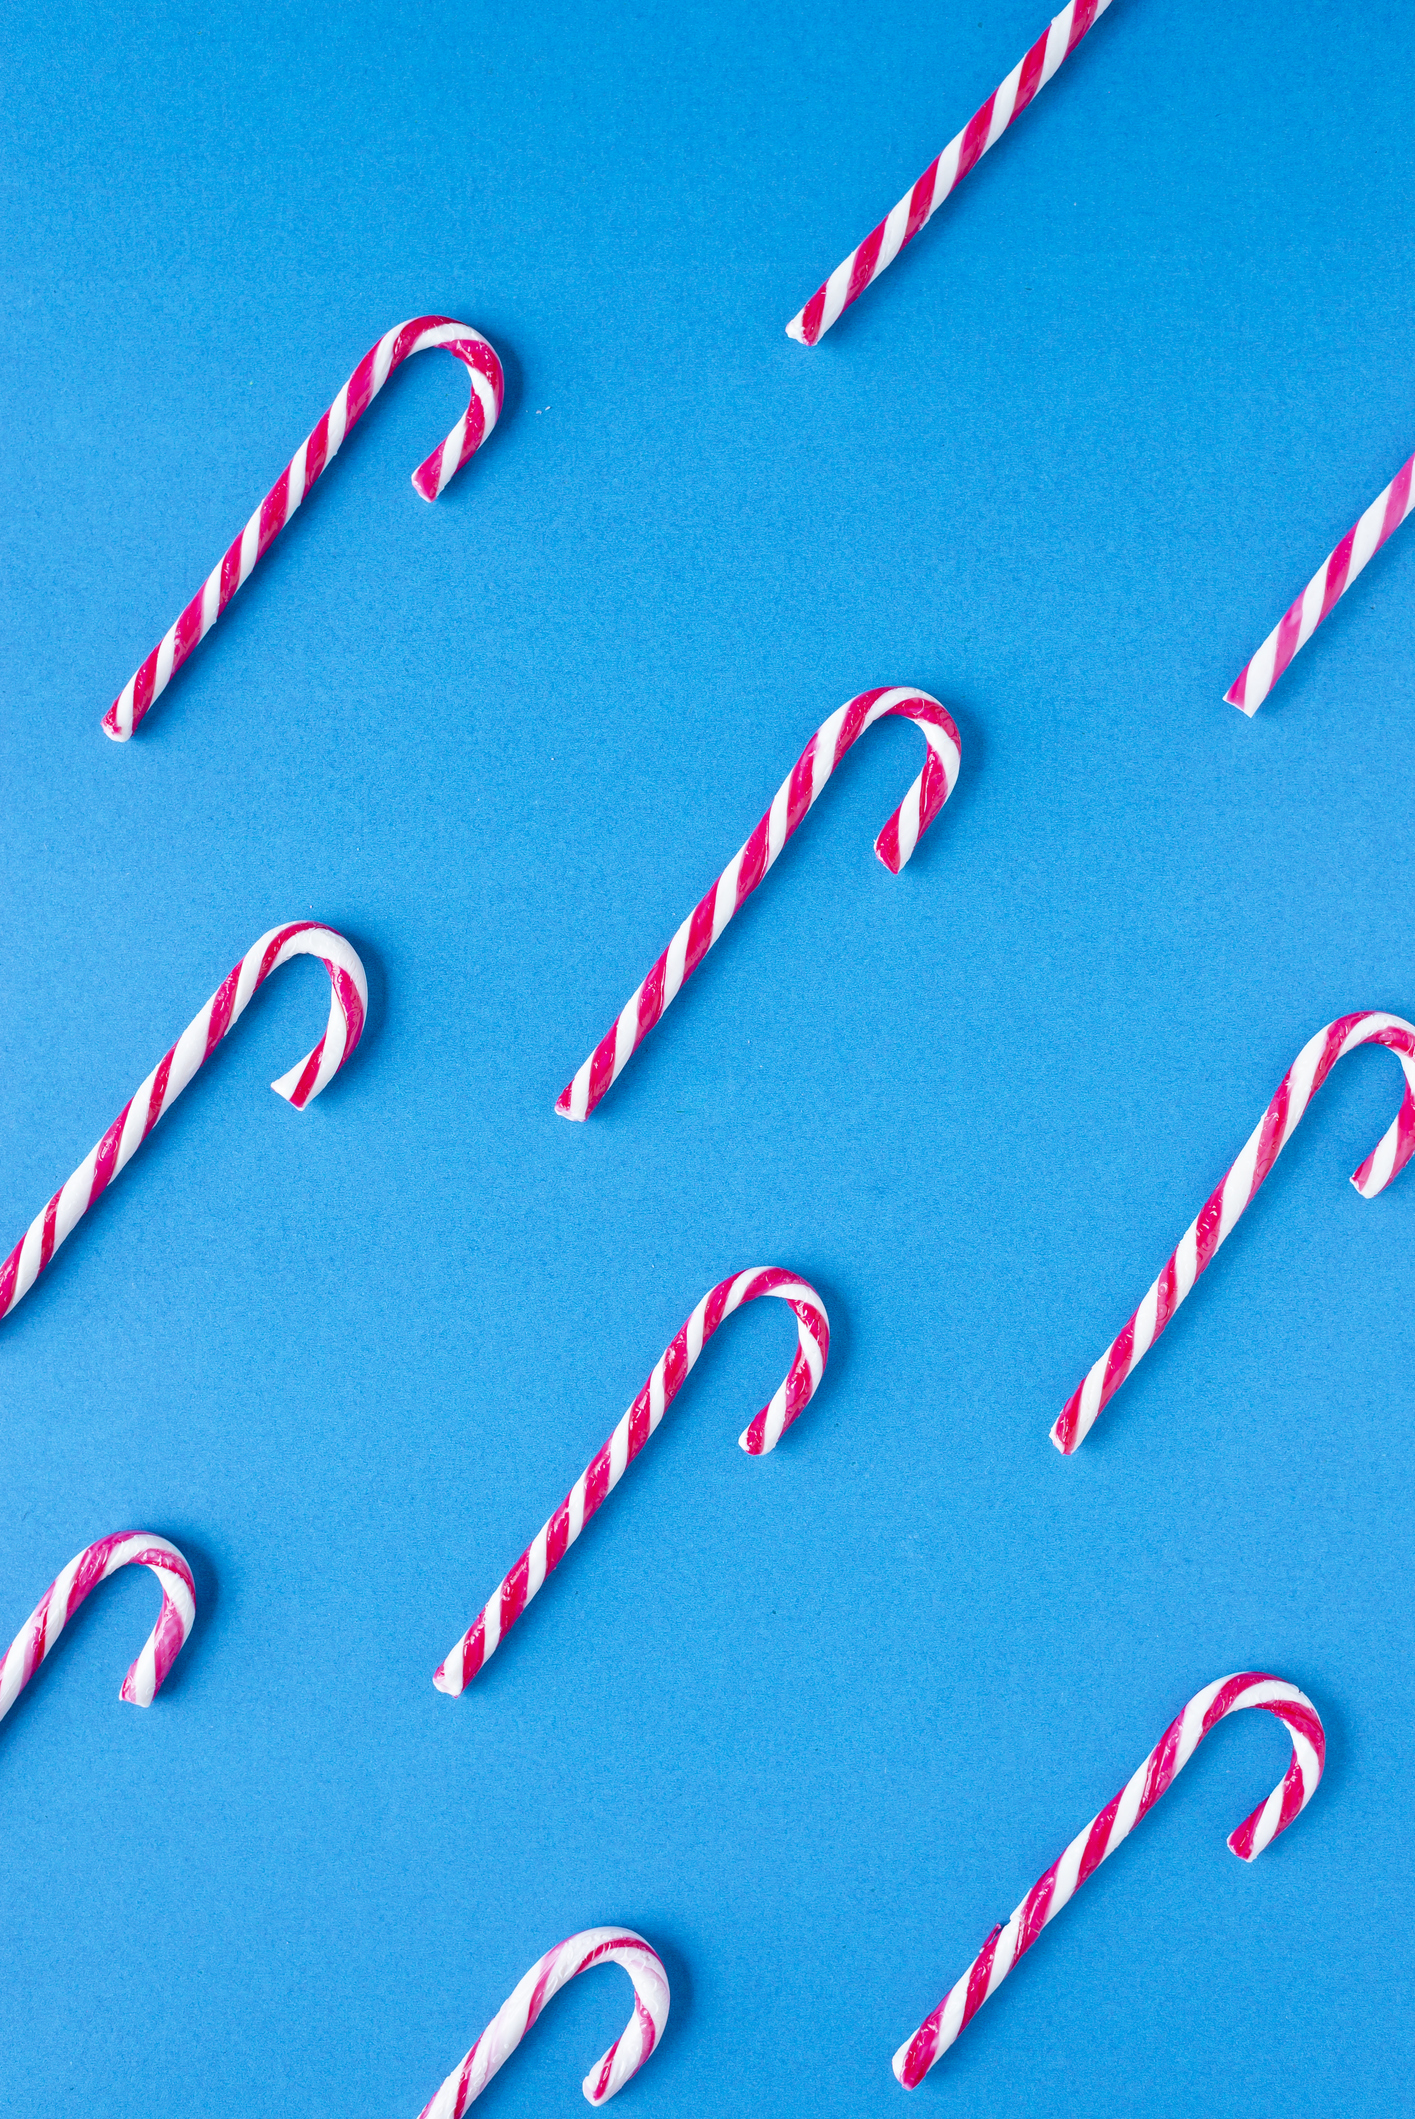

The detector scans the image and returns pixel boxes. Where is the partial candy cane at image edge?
[0,1534,195,1722]
[0,924,366,1329]
[787,0,1117,346]
[417,1928,670,2114]
[1052,1013,1415,1454]
[1226,451,1415,714]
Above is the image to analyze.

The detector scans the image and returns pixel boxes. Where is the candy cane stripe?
[556,688,960,1119]
[895,1674,1324,2086]
[434,1269,829,1694]
[787,0,1116,345]
[0,923,367,1329]
[105,318,504,740]
[1226,449,1415,713]
[417,1927,670,2116]
[1053,1012,1415,1453]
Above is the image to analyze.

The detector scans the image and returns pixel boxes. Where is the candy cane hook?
[1053,1011,1415,1453]
[0,922,367,1328]
[556,687,960,1119]
[435,1268,829,1694]
[417,1928,670,2115]
[1226,448,1415,714]
[105,316,504,740]
[894,1673,1324,2087]
[1,1533,196,1723]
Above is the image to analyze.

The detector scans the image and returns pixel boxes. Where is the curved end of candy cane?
[409,331,505,502]
[116,1539,196,1706]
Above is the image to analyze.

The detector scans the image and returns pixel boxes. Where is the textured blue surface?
[1,0,1413,2111]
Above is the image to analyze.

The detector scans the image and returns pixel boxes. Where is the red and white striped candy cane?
[894,1672,1324,2087]
[786,0,1116,346]
[1053,1012,1415,1454]
[0,922,367,1328]
[1,1533,195,1721]
[434,1268,829,1695]
[105,317,504,740]
[556,687,960,1120]
[1225,448,1415,714]
[417,1928,670,2115]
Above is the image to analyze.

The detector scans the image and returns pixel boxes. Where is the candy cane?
[1,1533,195,1722]
[1053,1012,1415,1454]
[786,0,1117,346]
[556,687,960,1120]
[104,317,504,740]
[417,1928,670,2115]
[894,1672,1324,2087]
[0,922,367,1327]
[435,1268,829,1694]
[1225,449,1415,714]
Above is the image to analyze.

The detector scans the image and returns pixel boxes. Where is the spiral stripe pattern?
[434,1269,830,1695]
[786,0,1114,346]
[0,923,367,1329]
[1,1532,196,1721]
[105,317,504,740]
[1225,450,1415,713]
[894,1673,1325,2088]
[556,687,960,1120]
[1052,1012,1415,1454]
[417,1927,670,2115]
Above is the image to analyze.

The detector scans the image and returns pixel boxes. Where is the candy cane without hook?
[1226,449,1415,714]
[417,1928,670,2115]
[1053,1012,1415,1453]
[105,317,504,740]
[1,1533,195,1723]
[786,0,1117,346]
[894,1673,1324,2087]
[435,1268,829,1694]
[0,923,366,1328]
[556,687,960,1120]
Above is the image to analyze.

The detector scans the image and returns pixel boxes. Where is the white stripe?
[648,1359,667,1432]
[326,385,350,456]
[607,1412,630,1490]
[199,566,222,639]
[711,853,745,941]
[1040,5,1076,88]
[988,58,1024,142]
[662,912,693,1006]
[153,624,177,694]
[237,510,261,587]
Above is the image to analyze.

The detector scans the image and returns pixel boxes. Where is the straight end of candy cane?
[1050,1399,1082,1455]
[785,310,811,345]
[555,1084,584,1120]
[431,1657,463,1697]
[102,701,132,742]
[1224,672,1259,716]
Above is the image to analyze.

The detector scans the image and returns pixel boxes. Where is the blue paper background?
[1,0,1412,2111]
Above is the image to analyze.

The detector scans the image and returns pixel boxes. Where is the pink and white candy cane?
[2,1533,195,1723]
[556,687,959,1120]
[786,0,1116,346]
[0,922,366,1327]
[1052,1011,1415,1454]
[104,316,504,740]
[417,1928,670,2115]
[435,1268,829,1694]
[1225,448,1415,714]
[894,1673,1325,2087]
